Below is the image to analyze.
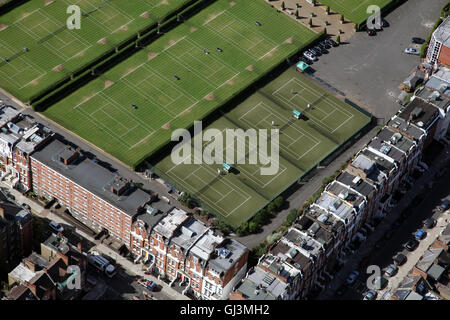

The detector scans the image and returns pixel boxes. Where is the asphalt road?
[311,0,448,121]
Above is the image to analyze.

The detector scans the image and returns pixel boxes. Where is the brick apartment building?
[30,138,153,245]
[427,16,450,66]
[131,207,248,300]
[0,198,32,276]
[0,106,53,191]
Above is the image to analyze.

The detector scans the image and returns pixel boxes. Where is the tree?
[281,1,285,10]
[340,15,345,24]
[336,35,341,43]
[295,9,299,19]
[326,6,330,15]
[309,18,312,27]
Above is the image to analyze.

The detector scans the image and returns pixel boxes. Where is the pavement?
[318,144,450,300]
[0,183,189,300]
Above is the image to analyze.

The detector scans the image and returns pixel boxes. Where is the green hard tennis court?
[154,68,371,227]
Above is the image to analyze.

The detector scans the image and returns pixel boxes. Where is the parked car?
[405,239,419,251]
[415,229,426,240]
[315,44,328,54]
[303,51,317,61]
[424,218,436,229]
[325,38,338,47]
[363,289,377,300]
[381,19,389,28]
[404,48,420,55]
[438,199,450,211]
[367,28,376,36]
[320,41,331,49]
[346,270,360,284]
[49,221,64,234]
[309,48,321,56]
[412,37,425,44]
[394,253,407,266]
[384,264,398,277]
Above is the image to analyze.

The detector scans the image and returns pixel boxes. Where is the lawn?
[42,0,319,169]
[318,0,393,25]
[0,0,191,101]
[153,68,372,227]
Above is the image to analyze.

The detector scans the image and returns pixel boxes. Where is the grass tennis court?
[0,0,191,101]
[42,0,319,168]
[318,0,392,25]
[154,68,372,227]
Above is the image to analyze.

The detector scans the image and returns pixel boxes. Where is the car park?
[49,221,64,234]
[363,289,377,300]
[394,253,407,266]
[404,48,420,55]
[424,218,436,229]
[346,271,360,284]
[405,239,419,251]
[384,264,398,277]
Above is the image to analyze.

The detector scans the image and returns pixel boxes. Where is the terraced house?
[131,207,248,300]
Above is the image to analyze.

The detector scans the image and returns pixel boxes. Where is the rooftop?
[416,248,443,273]
[336,171,376,197]
[31,138,151,217]
[234,267,285,300]
[190,229,223,262]
[424,67,450,98]
[315,191,355,222]
[43,234,69,255]
[360,148,396,176]
[388,116,425,141]
[208,238,247,276]
[368,136,405,163]
[375,127,415,155]
[305,205,345,236]
[283,226,323,260]
[171,217,208,251]
[153,207,188,239]
[325,181,366,211]
[9,262,36,283]
[398,98,440,131]
[0,105,19,128]
[432,16,450,48]
[416,86,450,111]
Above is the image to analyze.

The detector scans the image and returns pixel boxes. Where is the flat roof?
[171,217,208,251]
[416,86,450,110]
[31,138,150,217]
[208,239,247,275]
[0,105,19,128]
[336,171,376,197]
[326,181,366,210]
[388,116,425,141]
[315,192,354,222]
[433,16,450,47]
[9,263,36,283]
[376,127,415,154]
[283,226,322,259]
[398,98,440,131]
[153,207,188,239]
[368,136,405,162]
